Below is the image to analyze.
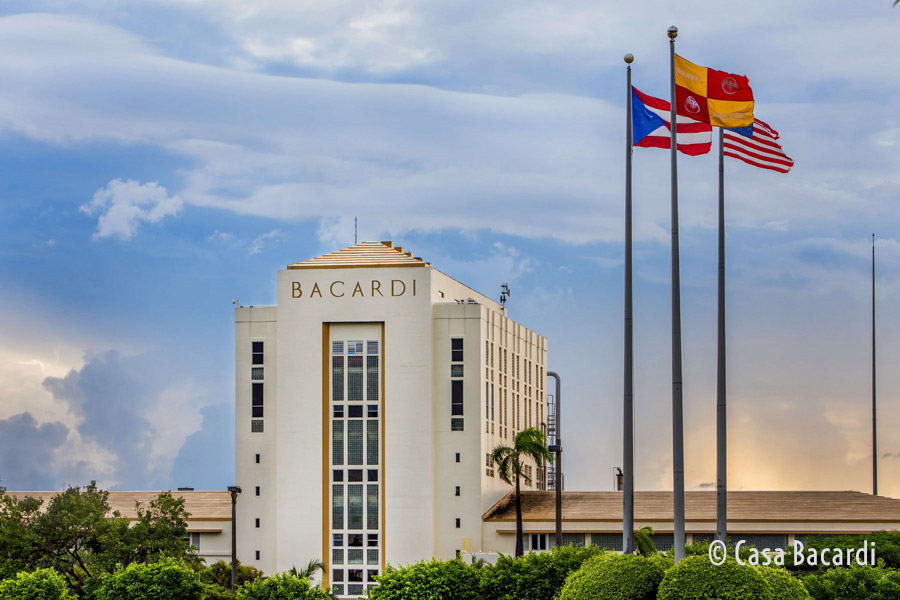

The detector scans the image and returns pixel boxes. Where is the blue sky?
[1,1,899,498]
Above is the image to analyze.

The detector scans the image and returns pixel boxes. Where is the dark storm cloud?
[171,402,234,490]
[0,412,68,489]
[42,350,163,489]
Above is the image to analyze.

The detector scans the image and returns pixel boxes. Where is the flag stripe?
[723,150,791,173]
[633,86,712,155]
[723,117,793,173]
[723,143,794,167]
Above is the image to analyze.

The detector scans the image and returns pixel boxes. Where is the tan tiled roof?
[287,241,431,269]
[483,491,900,524]
[7,490,231,522]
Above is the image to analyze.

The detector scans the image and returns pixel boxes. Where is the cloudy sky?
[1,1,899,498]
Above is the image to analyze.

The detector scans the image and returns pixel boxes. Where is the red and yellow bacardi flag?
[674,54,754,128]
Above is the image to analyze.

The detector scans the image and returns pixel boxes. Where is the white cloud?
[249,228,286,254]
[80,179,182,240]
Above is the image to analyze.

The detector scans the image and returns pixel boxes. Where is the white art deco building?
[234,241,549,597]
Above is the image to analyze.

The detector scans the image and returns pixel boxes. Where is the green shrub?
[656,555,772,600]
[236,573,329,600]
[478,545,605,600]
[0,569,75,600]
[557,553,666,600]
[94,558,204,600]
[757,566,809,600]
[369,559,480,600]
[803,565,900,600]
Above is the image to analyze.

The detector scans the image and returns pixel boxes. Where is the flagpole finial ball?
[624,53,634,64]
[667,26,678,39]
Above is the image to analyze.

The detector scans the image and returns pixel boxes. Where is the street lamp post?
[228,485,242,594]
[547,372,562,548]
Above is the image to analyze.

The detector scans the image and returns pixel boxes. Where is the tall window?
[252,341,264,364]
[252,383,264,418]
[451,338,464,362]
[331,333,381,596]
[451,339,464,430]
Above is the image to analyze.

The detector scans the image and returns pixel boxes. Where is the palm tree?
[289,558,324,581]
[633,526,658,556]
[491,427,553,558]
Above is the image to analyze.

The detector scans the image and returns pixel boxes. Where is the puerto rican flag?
[632,87,712,156]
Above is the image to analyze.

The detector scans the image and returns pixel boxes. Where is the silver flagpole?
[873,233,877,496]
[667,25,686,563]
[623,52,635,555]
[716,126,727,542]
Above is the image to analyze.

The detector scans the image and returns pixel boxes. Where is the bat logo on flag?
[684,96,701,114]
[721,77,739,95]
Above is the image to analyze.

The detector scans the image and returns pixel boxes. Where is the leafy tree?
[0,490,44,581]
[490,427,553,557]
[657,555,773,600]
[237,573,331,600]
[557,553,667,600]
[0,568,75,600]
[94,558,204,600]
[0,483,198,596]
[479,545,606,600]
[200,560,263,590]
[757,566,810,600]
[369,559,481,600]
[803,564,900,600]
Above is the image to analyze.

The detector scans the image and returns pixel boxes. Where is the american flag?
[723,119,794,173]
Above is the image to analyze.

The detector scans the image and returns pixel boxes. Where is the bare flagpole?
[873,233,877,496]
[623,52,635,554]
[668,25,686,563]
[716,127,727,542]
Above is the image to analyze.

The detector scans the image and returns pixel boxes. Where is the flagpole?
[667,25,686,563]
[872,233,877,496]
[716,126,727,542]
[623,52,635,555]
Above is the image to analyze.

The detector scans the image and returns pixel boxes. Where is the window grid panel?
[590,533,623,551]
[348,484,363,530]
[366,420,379,465]
[348,420,363,465]
[367,484,378,530]
[251,367,264,380]
[561,533,585,547]
[332,421,344,465]
[250,420,263,433]
[367,549,378,565]
[366,356,379,401]
[332,549,344,565]
[332,485,344,529]
[348,356,364,401]
[332,357,344,401]
[348,549,363,565]
[367,340,378,355]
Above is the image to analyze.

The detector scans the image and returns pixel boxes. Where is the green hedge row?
[5,550,900,600]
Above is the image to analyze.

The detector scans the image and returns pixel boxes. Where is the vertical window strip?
[348,420,363,465]
[366,356,379,401]
[367,484,378,529]
[348,485,363,530]
[366,420,378,465]
[451,380,464,416]
[348,356,364,401]
[332,356,344,401]
[332,485,344,529]
[332,421,344,465]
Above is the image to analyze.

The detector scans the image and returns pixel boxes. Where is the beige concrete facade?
[234,241,548,597]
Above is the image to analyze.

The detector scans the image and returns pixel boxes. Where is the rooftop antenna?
[500,283,510,308]
[354,217,358,245]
